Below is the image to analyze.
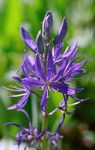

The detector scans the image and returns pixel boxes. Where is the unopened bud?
[36,31,44,54]
[42,11,53,41]
[54,17,67,45]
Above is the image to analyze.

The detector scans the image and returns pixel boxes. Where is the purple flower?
[7,12,86,117]
[5,11,88,149]
[20,47,83,116]
[10,45,85,116]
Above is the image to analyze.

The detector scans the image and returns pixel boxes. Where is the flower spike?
[5,11,87,149]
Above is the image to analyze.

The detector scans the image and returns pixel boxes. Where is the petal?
[22,77,44,88]
[24,50,35,73]
[54,17,67,45]
[4,122,21,128]
[67,87,83,95]
[50,82,68,94]
[47,50,56,79]
[37,130,47,141]
[12,76,21,82]
[7,92,30,110]
[52,61,67,81]
[42,11,53,40]
[18,109,32,129]
[72,60,86,69]
[63,60,86,80]
[54,58,64,66]
[50,82,83,96]
[63,42,77,59]
[35,54,45,81]
[21,63,29,77]
[20,26,37,53]
[41,87,48,116]
[48,133,63,147]
[70,95,89,101]
[71,69,86,76]
[56,114,65,132]
[54,42,63,60]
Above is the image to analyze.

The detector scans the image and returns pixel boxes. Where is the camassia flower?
[7,11,86,116]
[5,11,87,149]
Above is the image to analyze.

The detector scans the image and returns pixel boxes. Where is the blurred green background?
[0,0,95,149]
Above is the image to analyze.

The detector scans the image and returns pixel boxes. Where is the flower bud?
[42,11,53,41]
[36,31,44,54]
[54,17,67,45]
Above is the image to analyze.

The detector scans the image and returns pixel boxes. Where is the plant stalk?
[42,115,48,150]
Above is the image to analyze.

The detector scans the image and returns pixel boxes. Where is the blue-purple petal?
[20,26,37,53]
[12,76,21,82]
[35,54,45,81]
[54,42,63,60]
[56,114,65,132]
[54,17,67,45]
[63,42,77,59]
[24,50,35,73]
[50,82,68,94]
[52,60,67,81]
[41,87,48,116]
[7,92,30,110]
[22,77,44,88]
[21,63,29,77]
[63,60,86,80]
[47,50,56,80]
[50,82,83,96]
[67,87,83,95]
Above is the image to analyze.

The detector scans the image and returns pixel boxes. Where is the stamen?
[9,93,26,97]
[3,86,25,92]
[48,108,58,116]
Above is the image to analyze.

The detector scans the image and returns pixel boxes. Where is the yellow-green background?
[0,0,95,149]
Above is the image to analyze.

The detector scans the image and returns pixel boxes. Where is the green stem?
[42,41,50,150]
[42,115,48,150]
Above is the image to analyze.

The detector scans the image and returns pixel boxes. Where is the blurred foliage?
[0,0,95,149]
